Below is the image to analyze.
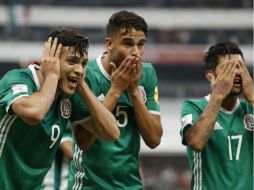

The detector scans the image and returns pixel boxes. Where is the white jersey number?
[116,106,128,128]
[49,124,60,149]
[227,135,242,160]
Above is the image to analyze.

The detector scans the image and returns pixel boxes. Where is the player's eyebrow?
[66,55,81,62]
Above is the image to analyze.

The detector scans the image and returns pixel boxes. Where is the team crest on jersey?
[60,99,72,119]
[243,114,254,131]
[138,86,147,103]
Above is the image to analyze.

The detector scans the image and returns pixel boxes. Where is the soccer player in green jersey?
[68,11,163,190]
[0,28,119,190]
[180,42,253,190]
[42,124,73,190]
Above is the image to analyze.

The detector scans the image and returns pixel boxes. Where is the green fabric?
[180,95,253,190]
[68,56,160,190]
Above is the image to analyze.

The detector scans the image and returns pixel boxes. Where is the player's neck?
[221,95,237,111]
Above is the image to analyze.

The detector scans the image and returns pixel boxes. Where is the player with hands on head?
[180,42,253,190]
[68,10,163,190]
[0,28,118,190]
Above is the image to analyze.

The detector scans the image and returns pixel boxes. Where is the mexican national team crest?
[138,86,147,103]
[60,99,72,119]
[243,114,254,131]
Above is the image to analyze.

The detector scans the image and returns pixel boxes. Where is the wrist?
[44,73,59,80]
[108,88,122,100]
[77,81,88,92]
[210,93,223,105]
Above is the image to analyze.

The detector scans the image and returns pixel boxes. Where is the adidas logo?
[214,122,222,130]
[97,93,105,102]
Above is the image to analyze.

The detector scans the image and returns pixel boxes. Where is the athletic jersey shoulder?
[0,66,38,113]
[180,97,208,145]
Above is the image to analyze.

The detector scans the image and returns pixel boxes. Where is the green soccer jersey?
[0,65,85,190]
[180,95,253,190]
[41,124,73,190]
[68,56,160,190]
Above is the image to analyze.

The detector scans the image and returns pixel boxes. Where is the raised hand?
[238,61,253,104]
[110,55,136,95]
[210,61,238,100]
[128,55,142,94]
[41,37,62,80]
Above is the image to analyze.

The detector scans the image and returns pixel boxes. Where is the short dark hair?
[204,42,244,71]
[106,10,148,37]
[49,28,89,58]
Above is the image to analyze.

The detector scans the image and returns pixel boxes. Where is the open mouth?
[233,78,242,87]
[67,77,78,87]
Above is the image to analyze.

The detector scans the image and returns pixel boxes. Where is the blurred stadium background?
[0,0,253,189]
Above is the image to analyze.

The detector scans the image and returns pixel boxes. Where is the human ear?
[205,70,215,82]
[105,38,113,51]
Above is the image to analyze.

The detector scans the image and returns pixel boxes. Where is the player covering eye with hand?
[180,42,253,190]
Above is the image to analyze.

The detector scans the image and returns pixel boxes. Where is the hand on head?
[237,61,253,102]
[41,37,62,80]
[209,60,238,100]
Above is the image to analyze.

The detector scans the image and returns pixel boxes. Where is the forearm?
[12,75,58,124]
[77,82,119,141]
[186,94,222,151]
[73,123,96,151]
[59,141,73,160]
[102,87,121,111]
[131,91,162,149]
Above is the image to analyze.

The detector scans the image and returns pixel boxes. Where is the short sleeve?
[180,100,203,145]
[70,91,90,122]
[142,64,160,115]
[0,70,35,113]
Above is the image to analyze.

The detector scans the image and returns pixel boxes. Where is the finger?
[50,37,58,57]
[44,37,52,56]
[217,62,229,78]
[55,43,62,58]
[239,61,250,75]
[228,61,238,79]
[210,74,216,90]
[121,56,135,73]
[42,42,48,60]
[110,62,117,73]
[222,61,236,79]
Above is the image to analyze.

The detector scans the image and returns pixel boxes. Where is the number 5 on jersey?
[116,106,128,128]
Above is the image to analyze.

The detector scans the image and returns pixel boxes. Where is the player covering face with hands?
[68,11,163,190]
[180,42,253,190]
[0,28,118,190]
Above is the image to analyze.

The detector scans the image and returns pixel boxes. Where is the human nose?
[74,64,84,75]
[131,45,139,56]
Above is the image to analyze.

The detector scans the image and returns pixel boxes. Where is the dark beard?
[229,88,242,96]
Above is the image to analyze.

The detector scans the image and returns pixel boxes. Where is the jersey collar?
[205,94,240,114]
[28,64,41,91]
[96,54,111,81]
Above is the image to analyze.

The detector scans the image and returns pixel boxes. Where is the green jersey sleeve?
[141,63,160,114]
[180,99,205,145]
[70,91,90,123]
[0,69,36,114]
